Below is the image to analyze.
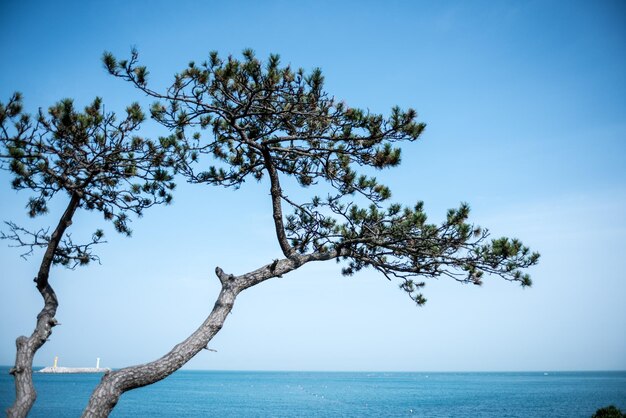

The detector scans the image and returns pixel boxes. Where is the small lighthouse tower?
[96,357,100,369]
[53,356,58,369]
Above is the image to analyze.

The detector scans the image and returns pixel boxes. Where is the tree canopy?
[0,94,177,417]
[1,94,176,240]
[102,48,539,304]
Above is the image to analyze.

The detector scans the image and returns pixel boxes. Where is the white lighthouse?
[96,357,100,369]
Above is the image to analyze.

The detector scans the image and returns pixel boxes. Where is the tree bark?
[82,251,337,417]
[260,146,296,259]
[7,193,81,418]
[81,280,239,417]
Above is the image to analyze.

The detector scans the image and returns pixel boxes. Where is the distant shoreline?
[38,366,111,374]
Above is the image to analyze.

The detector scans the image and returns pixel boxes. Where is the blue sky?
[0,0,624,372]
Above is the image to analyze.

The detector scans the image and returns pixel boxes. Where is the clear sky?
[0,0,624,372]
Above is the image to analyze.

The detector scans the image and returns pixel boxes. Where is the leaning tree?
[81,49,539,417]
[0,95,177,417]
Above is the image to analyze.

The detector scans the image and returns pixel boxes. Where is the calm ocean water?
[1,368,625,417]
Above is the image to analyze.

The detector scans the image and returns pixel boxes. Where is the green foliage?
[287,196,539,304]
[104,48,539,304]
[103,49,425,199]
[0,93,178,265]
[592,405,625,418]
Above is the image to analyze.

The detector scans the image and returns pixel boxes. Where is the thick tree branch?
[81,283,237,418]
[82,248,339,417]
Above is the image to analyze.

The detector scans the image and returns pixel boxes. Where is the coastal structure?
[39,356,111,374]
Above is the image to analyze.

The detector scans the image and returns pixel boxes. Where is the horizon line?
[6,365,624,374]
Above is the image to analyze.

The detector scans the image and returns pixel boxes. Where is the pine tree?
[0,95,177,417]
[81,49,539,416]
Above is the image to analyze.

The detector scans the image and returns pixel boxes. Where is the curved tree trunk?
[82,252,336,417]
[81,281,239,417]
[7,193,81,418]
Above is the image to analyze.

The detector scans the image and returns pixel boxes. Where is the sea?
[1,368,625,417]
